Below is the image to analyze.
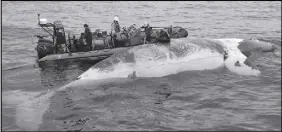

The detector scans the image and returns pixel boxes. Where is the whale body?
[9,37,278,131]
[78,37,276,80]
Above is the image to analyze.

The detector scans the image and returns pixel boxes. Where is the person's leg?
[88,39,93,50]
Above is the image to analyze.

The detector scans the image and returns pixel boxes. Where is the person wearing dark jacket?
[84,24,93,50]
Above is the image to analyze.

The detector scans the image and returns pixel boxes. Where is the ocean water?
[1,1,281,131]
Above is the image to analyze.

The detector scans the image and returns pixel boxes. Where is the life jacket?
[56,32,66,44]
[112,21,120,33]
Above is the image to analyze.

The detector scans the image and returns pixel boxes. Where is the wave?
[3,87,68,130]
[2,90,46,130]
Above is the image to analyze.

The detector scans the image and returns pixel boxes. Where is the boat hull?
[38,46,133,62]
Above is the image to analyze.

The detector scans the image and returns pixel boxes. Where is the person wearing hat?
[110,16,121,47]
[141,21,152,43]
[84,24,93,50]
[111,16,121,33]
[111,16,121,38]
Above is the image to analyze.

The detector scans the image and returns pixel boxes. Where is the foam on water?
[2,90,47,130]
[3,85,72,130]
[2,90,42,107]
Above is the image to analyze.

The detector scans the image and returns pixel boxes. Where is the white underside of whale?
[78,38,261,80]
[215,38,261,76]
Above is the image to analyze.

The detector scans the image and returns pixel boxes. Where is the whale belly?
[224,50,261,76]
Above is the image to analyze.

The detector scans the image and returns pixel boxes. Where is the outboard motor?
[35,14,69,59]
[36,35,54,59]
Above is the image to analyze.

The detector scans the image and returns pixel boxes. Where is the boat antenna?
[37,13,40,26]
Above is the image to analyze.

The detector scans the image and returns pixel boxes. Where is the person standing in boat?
[84,24,93,50]
[110,16,121,47]
[141,21,152,43]
[111,16,121,38]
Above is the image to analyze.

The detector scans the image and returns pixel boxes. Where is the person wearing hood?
[84,24,93,50]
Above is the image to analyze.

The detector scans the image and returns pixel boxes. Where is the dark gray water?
[1,1,281,131]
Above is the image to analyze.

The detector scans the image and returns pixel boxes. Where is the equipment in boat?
[33,14,189,62]
[35,14,70,59]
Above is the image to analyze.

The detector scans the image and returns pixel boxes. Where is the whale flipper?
[236,38,276,71]
[243,52,260,70]
[244,59,258,70]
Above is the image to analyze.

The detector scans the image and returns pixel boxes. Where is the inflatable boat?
[34,14,189,63]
